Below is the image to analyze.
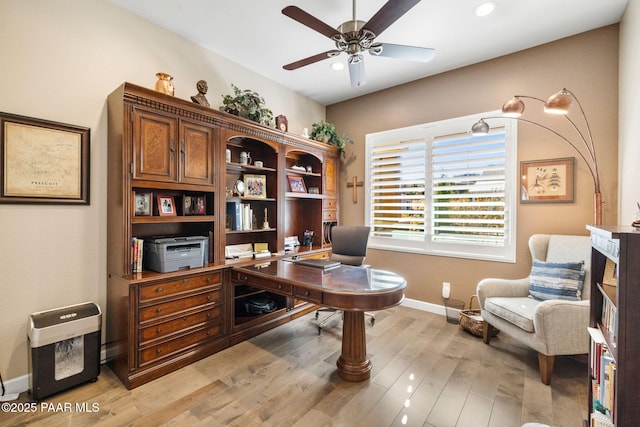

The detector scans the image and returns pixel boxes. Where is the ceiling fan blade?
[372,43,436,63]
[363,0,421,37]
[348,55,366,87]
[283,50,342,70]
[282,6,341,39]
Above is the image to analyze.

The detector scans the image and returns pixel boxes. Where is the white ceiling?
[108,0,627,106]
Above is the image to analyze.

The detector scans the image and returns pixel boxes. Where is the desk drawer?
[139,289,221,322]
[323,198,337,209]
[139,306,222,343]
[139,272,221,302]
[232,270,292,296]
[322,210,338,221]
[139,325,221,365]
[293,286,322,304]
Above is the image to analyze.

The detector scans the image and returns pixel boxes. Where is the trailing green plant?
[309,120,353,158]
[220,84,274,127]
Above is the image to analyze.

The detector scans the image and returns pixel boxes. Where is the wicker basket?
[459,295,499,337]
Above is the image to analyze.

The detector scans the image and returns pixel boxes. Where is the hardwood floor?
[2,306,588,427]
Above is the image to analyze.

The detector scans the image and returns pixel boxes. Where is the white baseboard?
[401,298,447,316]
[1,374,27,399]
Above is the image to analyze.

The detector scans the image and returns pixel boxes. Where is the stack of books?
[131,237,144,273]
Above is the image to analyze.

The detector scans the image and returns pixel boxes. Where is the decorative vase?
[155,72,174,96]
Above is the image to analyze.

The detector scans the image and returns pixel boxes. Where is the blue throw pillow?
[529,260,585,301]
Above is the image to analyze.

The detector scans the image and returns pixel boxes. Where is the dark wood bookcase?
[106,82,339,388]
[586,225,640,426]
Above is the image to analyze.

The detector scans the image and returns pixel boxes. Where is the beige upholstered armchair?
[477,234,591,385]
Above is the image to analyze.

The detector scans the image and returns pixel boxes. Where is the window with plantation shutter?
[365,112,517,262]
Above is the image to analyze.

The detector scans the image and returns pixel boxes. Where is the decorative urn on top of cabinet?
[155,72,175,96]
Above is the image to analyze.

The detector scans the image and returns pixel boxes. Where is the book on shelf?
[589,326,616,424]
[600,296,618,338]
[590,411,615,427]
[131,237,144,273]
[226,200,242,231]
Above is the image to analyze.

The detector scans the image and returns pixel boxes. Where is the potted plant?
[309,120,353,158]
[220,84,274,127]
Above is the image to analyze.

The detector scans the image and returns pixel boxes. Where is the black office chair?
[316,226,375,334]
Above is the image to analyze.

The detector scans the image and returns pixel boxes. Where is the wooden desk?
[232,260,406,381]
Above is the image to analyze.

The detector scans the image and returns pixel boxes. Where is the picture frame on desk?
[183,195,193,215]
[134,191,152,216]
[244,174,266,199]
[157,195,176,216]
[194,195,206,215]
[287,175,307,193]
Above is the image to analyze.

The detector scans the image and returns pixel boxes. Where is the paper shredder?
[28,302,101,400]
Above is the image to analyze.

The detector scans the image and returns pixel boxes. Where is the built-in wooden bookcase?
[586,225,640,426]
[107,82,340,388]
[224,133,279,254]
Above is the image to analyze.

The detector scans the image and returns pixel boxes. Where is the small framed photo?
[134,191,152,216]
[194,195,206,215]
[520,157,575,203]
[244,174,267,199]
[287,175,307,193]
[157,195,176,216]
[183,195,193,215]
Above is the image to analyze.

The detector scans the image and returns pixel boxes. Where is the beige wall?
[619,0,640,225]
[327,26,620,306]
[0,0,324,382]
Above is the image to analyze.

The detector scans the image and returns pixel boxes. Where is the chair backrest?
[528,234,592,299]
[329,226,370,266]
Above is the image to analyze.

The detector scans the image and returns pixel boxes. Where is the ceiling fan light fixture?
[369,43,383,56]
[474,2,496,17]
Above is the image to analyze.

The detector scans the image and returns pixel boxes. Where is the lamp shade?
[471,119,490,136]
[544,89,572,114]
[502,97,525,117]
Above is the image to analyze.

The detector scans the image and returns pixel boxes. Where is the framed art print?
[1,112,90,204]
[520,157,574,203]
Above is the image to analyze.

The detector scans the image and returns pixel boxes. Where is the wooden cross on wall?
[346,176,363,203]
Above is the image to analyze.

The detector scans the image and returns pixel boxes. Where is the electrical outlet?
[442,282,451,299]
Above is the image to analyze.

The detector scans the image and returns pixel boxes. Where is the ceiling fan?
[282,0,435,87]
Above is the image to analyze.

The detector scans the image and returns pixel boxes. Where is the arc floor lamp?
[471,88,602,225]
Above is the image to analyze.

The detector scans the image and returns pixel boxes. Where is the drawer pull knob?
[156,349,162,354]
[155,287,163,293]
[156,328,162,334]
[304,291,310,296]
[156,308,162,314]
[207,313,211,319]
[183,279,188,284]
[207,277,212,283]
[207,295,212,301]
[277,284,282,289]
